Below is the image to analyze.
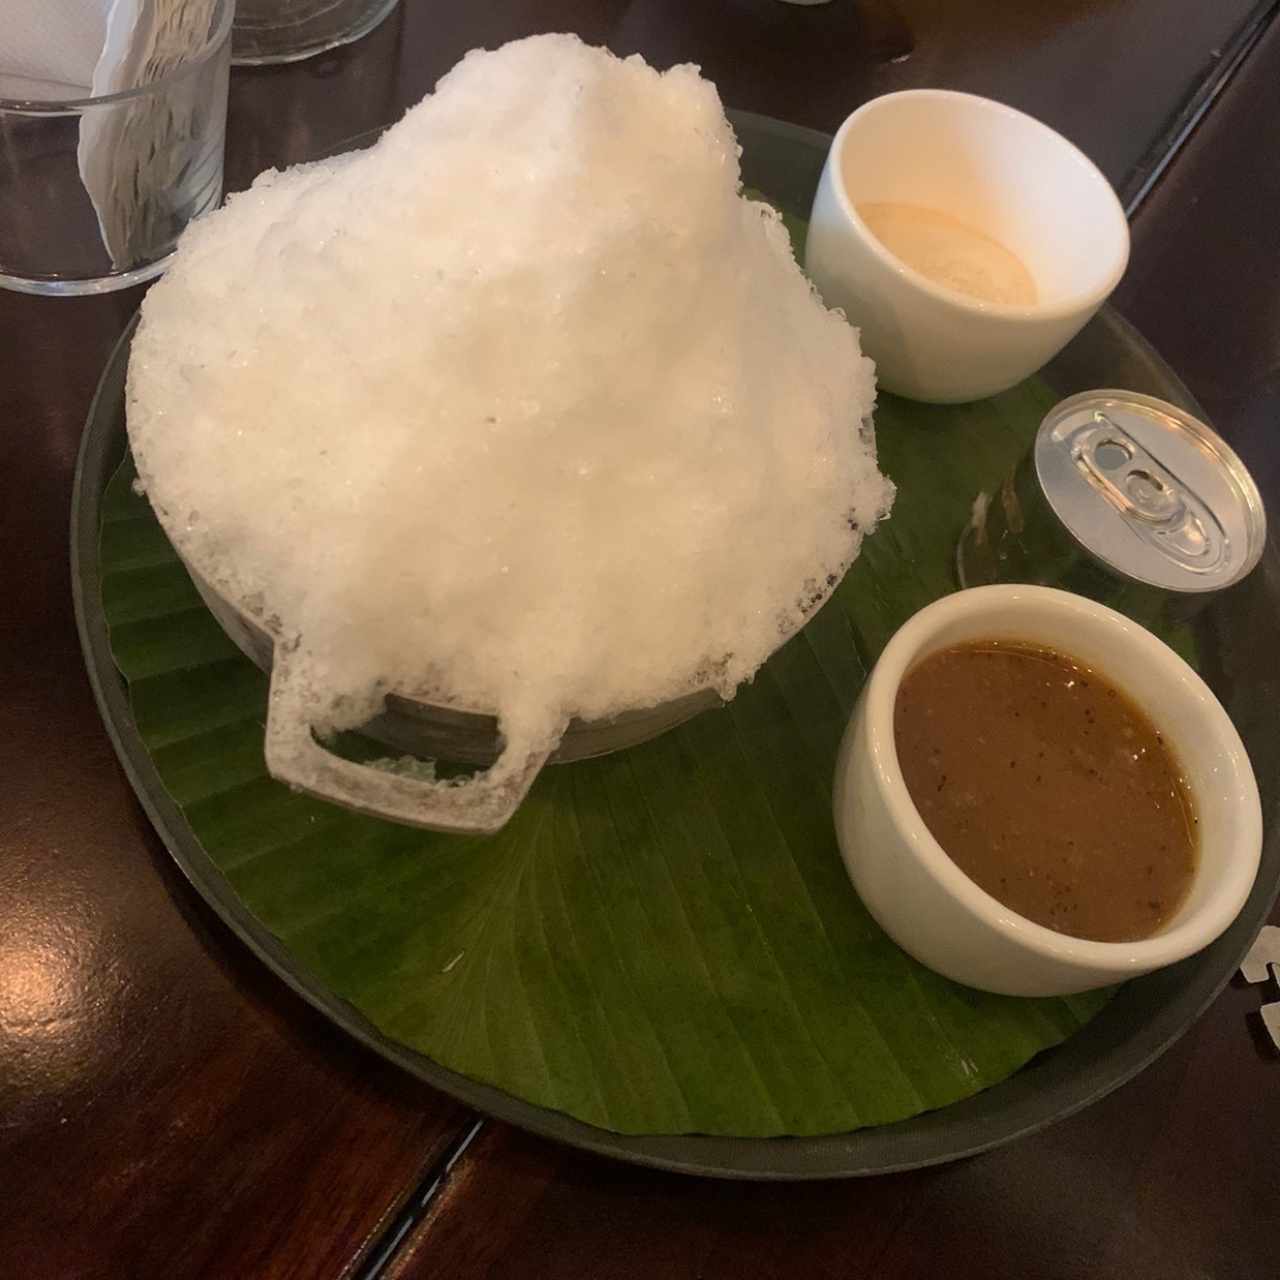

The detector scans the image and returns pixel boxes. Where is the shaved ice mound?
[127,34,892,822]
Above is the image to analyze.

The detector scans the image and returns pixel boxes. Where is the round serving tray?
[72,110,1279,1179]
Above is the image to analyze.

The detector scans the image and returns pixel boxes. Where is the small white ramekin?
[805,90,1130,403]
[833,585,1261,995]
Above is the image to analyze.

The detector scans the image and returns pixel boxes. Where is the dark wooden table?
[2,3,1277,1277]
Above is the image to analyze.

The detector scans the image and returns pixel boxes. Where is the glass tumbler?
[0,0,232,296]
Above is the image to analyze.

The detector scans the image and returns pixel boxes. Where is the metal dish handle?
[263,649,553,835]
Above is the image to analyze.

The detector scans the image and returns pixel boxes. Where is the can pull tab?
[1068,412,1229,574]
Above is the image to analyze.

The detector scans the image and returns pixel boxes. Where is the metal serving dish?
[185,553,721,834]
[74,112,1279,1180]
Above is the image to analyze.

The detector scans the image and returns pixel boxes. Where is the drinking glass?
[0,0,232,296]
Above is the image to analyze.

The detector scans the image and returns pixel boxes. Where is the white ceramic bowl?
[833,585,1261,995]
[805,90,1130,403]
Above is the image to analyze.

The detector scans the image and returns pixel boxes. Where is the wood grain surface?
[1,2,1275,1277]
[0,278,474,1280]
[221,0,1264,189]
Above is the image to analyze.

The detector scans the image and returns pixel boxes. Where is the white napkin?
[78,0,220,269]
[0,0,113,100]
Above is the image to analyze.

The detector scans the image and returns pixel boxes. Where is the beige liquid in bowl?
[857,202,1038,306]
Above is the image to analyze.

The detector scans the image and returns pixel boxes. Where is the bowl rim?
[826,88,1131,324]
[860,583,1263,973]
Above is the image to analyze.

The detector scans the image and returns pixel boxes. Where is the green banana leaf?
[97,208,1194,1138]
